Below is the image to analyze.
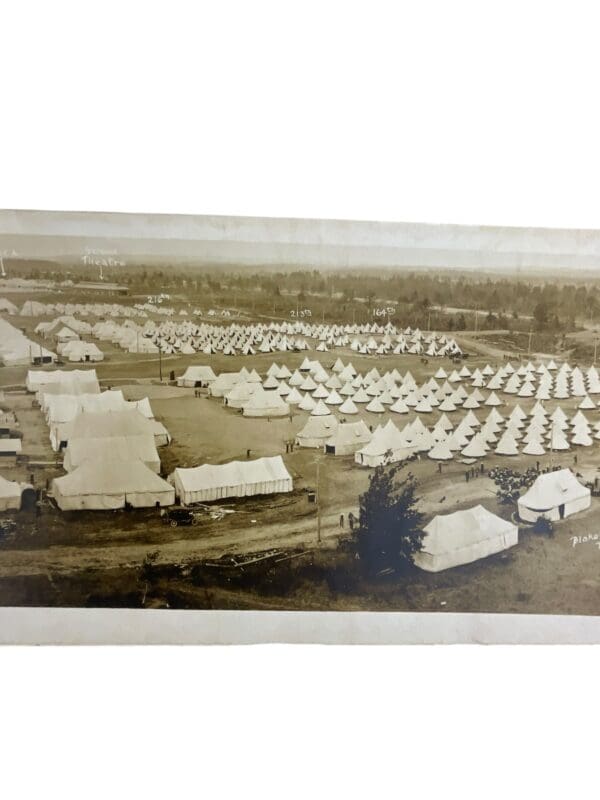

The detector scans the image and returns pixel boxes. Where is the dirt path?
[454,331,512,360]
[0,504,359,578]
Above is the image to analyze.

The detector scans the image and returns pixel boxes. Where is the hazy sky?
[1,210,600,271]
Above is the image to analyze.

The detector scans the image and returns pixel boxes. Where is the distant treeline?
[6,258,600,332]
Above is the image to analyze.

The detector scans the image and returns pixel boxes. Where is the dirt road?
[0,504,359,578]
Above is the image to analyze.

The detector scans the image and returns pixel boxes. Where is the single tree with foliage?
[354,463,425,575]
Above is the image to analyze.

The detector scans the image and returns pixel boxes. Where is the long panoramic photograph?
[1,209,600,614]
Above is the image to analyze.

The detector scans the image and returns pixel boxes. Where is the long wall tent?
[0,319,57,366]
[52,460,175,511]
[415,505,518,572]
[59,341,105,362]
[26,368,99,393]
[51,409,170,452]
[63,434,161,474]
[517,468,591,522]
[43,391,154,426]
[176,366,217,387]
[0,475,22,511]
[169,456,293,505]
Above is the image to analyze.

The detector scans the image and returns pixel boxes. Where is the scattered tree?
[533,301,550,330]
[354,464,424,576]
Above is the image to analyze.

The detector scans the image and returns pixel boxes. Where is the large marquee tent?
[415,505,518,572]
[63,434,161,474]
[52,460,175,510]
[517,469,591,523]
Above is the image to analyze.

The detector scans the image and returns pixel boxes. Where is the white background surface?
[1,1,600,798]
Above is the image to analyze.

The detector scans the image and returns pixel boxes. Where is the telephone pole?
[158,341,162,382]
[316,457,322,545]
[528,329,533,356]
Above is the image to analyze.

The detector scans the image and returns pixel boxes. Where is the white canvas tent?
[242,388,290,417]
[354,421,414,467]
[52,460,175,510]
[517,468,591,523]
[324,421,372,455]
[51,409,169,452]
[177,366,217,387]
[170,455,293,504]
[59,341,104,362]
[26,368,98,393]
[296,415,338,448]
[209,372,242,397]
[63,434,161,474]
[0,475,21,511]
[414,505,518,572]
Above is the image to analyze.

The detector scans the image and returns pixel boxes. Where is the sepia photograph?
[1,209,600,625]
[6,2,600,799]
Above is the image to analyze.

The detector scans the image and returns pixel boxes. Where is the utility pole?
[474,310,478,333]
[316,457,321,545]
[158,340,162,382]
[528,329,533,356]
[595,338,598,364]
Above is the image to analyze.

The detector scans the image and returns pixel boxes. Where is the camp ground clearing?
[2,287,600,613]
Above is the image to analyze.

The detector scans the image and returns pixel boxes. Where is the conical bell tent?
[522,438,546,456]
[461,435,487,458]
[495,432,519,456]
[427,440,454,460]
[339,397,358,415]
